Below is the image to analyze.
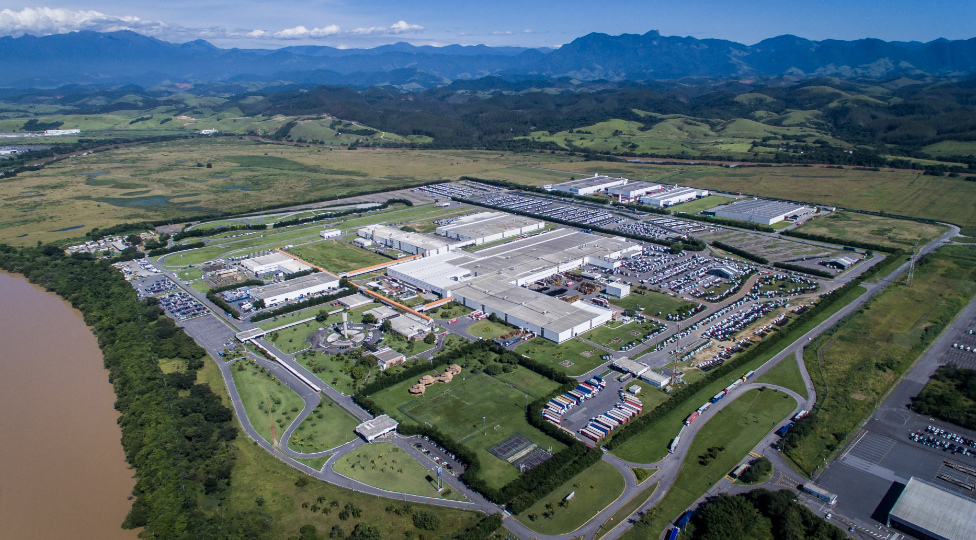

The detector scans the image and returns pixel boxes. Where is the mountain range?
[3,29,976,88]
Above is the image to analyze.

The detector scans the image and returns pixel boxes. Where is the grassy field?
[584,320,665,350]
[515,337,608,376]
[795,211,948,249]
[267,320,322,354]
[756,357,808,398]
[466,320,514,339]
[609,290,698,318]
[288,240,390,273]
[332,442,467,501]
[786,244,976,474]
[667,195,737,215]
[594,481,658,539]
[516,460,626,535]
[230,360,308,446]
[610,283,867,463]
[193,343,478,540]
[295,350,357,394]
[258,308,325,330]
[370,369,564,489]
[619,389,798,540]
[288,397,361,453]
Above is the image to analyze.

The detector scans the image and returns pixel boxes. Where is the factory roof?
[889,477,976,540]
[612,358,650,376]
[355,415,399,442]
[708,198,812,219]
[338,294,373,308]
[552,174,629,191]
[388,254,471,291]
[435,211,544,239]
[607,181,663,196]
[644,186,701,199]
[242,252,293,268]
[389,313,432,338]
[640,371,670,384]
[371,347,405,363]
[451,276,598,334]
[361,225,456,251]
[250,271,340,299]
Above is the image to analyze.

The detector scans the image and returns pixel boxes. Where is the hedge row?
[249,280,355,322]
[454,197,706,252]
[271,197,414,229]
[780,230,898,253]
[283,268,320,280]
[175,223,268,240]
[611,202,673,216]
[772,262,834,278]
[711,240,769,265]
[147,241,206,257]
[209,279,264,294]
[605,251,900,450]
[447,513,504,540]
[675,212,776,233]
[206,291,240,319]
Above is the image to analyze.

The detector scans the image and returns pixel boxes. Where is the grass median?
[231,360,307,446]
[516,460,626,535]
[288,396,361,454]
[332,442,468,501]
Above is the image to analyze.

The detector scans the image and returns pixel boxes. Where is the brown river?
[0,272,140,540]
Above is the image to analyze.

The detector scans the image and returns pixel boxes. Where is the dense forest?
[913,366,976,430]
[683,489,846,540]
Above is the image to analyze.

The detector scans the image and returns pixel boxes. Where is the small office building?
[371,347,406,371]
[241,252,311,276]
[355,415,399,442]
[606,282,631,298]
[320,229,342,239]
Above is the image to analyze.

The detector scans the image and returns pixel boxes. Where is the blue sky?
[0,1,973,48]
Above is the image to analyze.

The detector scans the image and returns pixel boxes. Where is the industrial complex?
[707,198,815,225]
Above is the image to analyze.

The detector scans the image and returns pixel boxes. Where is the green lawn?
[583,320,664,350]
[231,360,307,445]
[288,240,390,273]
[794,211,948,249]
[295,455,330,471]
[756,357,808,398]
[295,350,357,394]
[666,195,737,215]
[191,280,211,293]
[258,308,331,330]
[267,320,322,354]
[594,481,658,539]
[175,268,203,281]
[609,291,698,318]
[429,302,474,320]
[466,320,514,339]
[370,369,564,490]
[610,283,867,464]
[515,338,608,376]
[288,397,361,454]
[517,460,626,535]
[345,302,380,323]
[786,245,976,475]
[332,442,467,501]
[619,389,798,540]
[159,246,227,266]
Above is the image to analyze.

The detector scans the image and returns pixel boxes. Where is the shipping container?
[685,411,700,425]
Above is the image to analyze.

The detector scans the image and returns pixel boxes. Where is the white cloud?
[491,30,513,35]
[351,20,424,36]
[0,8,420,42]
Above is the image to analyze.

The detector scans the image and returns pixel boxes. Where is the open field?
[618,388,798,540]
[666,195,737,215]
[288,240,390,273]
[611,283,867,463]
[267,319,322,354]
[794,210,948,248]
[755,356,808,398]
[595,481,658,539]
[516,460,626,535]
[332,442,467,501]
[584,320,665,350]
[288,397,361,453]
[466,320,514,340]
[230,360,308,446]
[515,337,607,376]
[370,369,564,489]
[609,290,697,318]
[785,244,976,474]
[295,351,357,394]
[258,308,322,330]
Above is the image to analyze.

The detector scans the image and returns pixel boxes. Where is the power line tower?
[907,240,919,287]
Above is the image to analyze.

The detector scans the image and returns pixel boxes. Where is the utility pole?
[483,416,487,436]
[907,240,918,287]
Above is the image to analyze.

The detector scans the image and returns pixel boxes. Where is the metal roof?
[552,175,629,191]
[889,477,976,540]
[355,415,399,441]
[435,211,543,239]
[451,276,597,333]
[250,271,340,299]
[612,358,650,376]
[709,198,813,219]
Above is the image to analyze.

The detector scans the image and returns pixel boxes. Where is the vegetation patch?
[517,460,625,535]
[333,443,467,501]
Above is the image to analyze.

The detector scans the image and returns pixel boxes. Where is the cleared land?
[794,211,948,249]
[785,244,976,474]
[288,397,361,453]
[370,369,564,489]
[516,460,626,535]
[619,388,798,540]
[288,240,390,273]
[230,360,307,446]
[609,290,697,318]
[332,442,467,501]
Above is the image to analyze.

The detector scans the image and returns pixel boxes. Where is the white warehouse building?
[241,252,311,276]
[249,271,341,307]
[642,186,709,207]
[551,174,629,196]
[435,212,545,245]
[607,181,663,203]
[358,224,461,256]
[320,229,341,239]
[709,199,815,225]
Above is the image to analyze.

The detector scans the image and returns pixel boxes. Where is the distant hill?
[1,29,976,87]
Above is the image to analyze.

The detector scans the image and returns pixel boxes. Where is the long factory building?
[386,226,640,343]
[708,198,814,225]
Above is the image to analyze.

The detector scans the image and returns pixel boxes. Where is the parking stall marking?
[848,432,897,465]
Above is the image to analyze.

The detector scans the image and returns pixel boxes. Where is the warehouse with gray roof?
[708,198,814,225]
[249,271,341,307]
[550,174,629,196]
[435,211,545,245]
[887,477,976,540]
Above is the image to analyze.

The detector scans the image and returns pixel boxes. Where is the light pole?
[483,416,487,436]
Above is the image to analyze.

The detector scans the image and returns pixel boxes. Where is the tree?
[299,525,319,540]
[738,457,772,484]
[126,234,143,246]
[349,523,382,540]
[316,310,330,322]
[362,313,377,324]
[329,526,345,539]
[412,511,441,531]
[691,493,767,540]
[381,320,393,333]
[424,332,436,345]
[670,242,684,255]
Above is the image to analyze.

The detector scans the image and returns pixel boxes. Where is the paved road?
[154,214,959,539]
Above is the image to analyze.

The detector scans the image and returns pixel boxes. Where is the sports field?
[288,397,360,453]
[618,388,797,540]
[370,370,564,489]
[288,240,390,273]
[516,460,625,535]
[793,210,948,248]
